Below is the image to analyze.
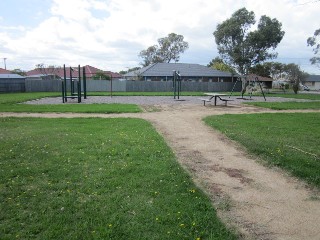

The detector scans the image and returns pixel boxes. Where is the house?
[26,65,122,80]
[25,74,61,81]
[124,63,236,82]
[246,74,274,89]
[0,73,26,92]
[0,68,11,74]
[304,75,320,90]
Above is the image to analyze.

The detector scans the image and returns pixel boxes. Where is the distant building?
[304,75,320,90]
[246,74,274,89]
[124,63,236,82]
[0,68,11,74]
[26,65,122,80]
[0,74,26,92]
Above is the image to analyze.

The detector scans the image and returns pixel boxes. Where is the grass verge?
[245,101,320,110]
[0,93,141,113]
[0,103,141,113]
[204,113,320,187]
[0,117,236,239]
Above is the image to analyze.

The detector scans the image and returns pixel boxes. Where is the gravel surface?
[24,95,311,105]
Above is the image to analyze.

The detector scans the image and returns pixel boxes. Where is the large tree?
[139,33,189,67]
[213,8,285,75]
[249,61,286,79]
[307,28,320,68]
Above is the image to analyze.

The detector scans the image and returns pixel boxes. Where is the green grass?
[266,92,320,100]
[204,113,320,187]
[0,118,236,240]
[0,93,141,113]
[0,103,141,113]
[246,101,320,110]
[0,92,60,104]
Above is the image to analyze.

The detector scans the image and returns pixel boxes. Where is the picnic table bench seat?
[217,96,234,106]
[198,98,211,106]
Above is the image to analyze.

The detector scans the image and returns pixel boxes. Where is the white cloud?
[0,0,319,74]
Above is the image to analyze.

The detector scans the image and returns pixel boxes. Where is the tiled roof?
[0,68,11,74]
[124,63,235,77]
[247,74,273,82]
[306,75,320,82]
[26,65,122,79]
[0,74,25,79]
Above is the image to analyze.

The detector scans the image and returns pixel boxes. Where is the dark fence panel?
[0,78,26,93]
[24,79,241,93]
[25,79,62,92]
[87,80,126,92]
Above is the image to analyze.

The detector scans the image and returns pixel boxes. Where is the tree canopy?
[249,61,308,86]
[213,8,285,75]
[307,28,320,68]
[139,33,189,67]
[207,57,236,74]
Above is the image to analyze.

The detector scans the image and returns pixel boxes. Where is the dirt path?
[1,104,320,239]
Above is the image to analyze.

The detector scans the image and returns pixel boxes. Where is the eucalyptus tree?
[139,33,189,67]
[307,28,320,68]
[213,8,285,75]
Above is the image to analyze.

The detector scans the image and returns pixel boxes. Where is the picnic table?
[199,93,233,106]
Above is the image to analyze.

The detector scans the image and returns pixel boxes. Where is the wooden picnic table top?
[204,92,227,97]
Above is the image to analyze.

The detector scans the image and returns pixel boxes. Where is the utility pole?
[3,58,7,70]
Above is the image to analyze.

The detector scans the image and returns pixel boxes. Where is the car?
[299,84,310,91]
[303,85,310,91]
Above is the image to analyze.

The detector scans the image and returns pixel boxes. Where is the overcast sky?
[0,0,319,74]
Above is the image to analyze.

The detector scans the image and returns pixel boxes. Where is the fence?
[0,78,26,93]
[23,79,241,93]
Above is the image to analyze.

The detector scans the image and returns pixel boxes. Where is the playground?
[2,96,320,239]
[1,93,320,239]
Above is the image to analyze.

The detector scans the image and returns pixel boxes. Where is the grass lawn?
[266,92,320,100]
[0,103,141,113]
[245,101,320,110]
[204,113,320,188]
[0,93,141,113]
[0,117,236,240]
[243,92,320,110]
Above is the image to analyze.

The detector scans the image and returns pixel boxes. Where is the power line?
[296,0,320,6]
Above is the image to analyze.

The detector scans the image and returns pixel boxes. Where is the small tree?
[119,67,141,75]
[284,64,308,94]
[35,63,61,77]
[92,71,111,80]
[11,69,26,76]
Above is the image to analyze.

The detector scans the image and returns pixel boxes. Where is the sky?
[0,0,319,74]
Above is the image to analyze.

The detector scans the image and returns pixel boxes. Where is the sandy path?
[1,104,320,239]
